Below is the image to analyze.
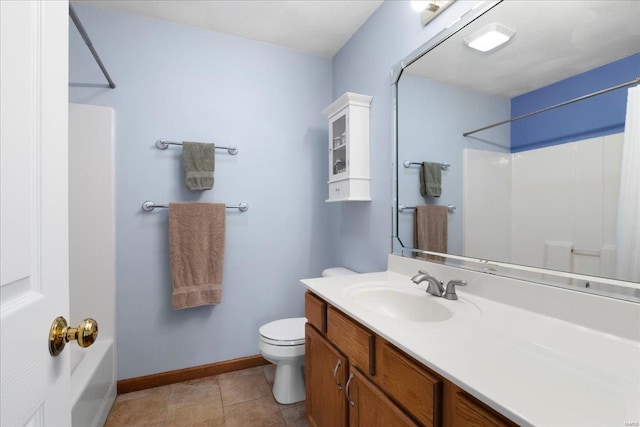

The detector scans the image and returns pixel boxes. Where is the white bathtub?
[71,340,116,427]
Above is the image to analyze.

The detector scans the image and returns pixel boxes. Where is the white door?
[1,1,71,426]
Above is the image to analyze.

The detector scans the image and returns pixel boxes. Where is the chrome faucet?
[411,270,444,297]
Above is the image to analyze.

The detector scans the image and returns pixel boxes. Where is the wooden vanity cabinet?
[305,321,417,427]
[304,291,520,427]
[305,293,415,427]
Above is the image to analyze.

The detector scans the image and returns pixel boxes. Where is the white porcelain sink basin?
[345,282,455,322]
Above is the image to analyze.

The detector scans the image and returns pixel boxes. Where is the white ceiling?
[76,1,639,94]
[79,0,384,57]
[407,0,640,97]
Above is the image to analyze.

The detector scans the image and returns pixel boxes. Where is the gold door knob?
[49,316,98,356]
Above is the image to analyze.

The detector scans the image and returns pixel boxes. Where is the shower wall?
[69,103,116,426]
[69,103,115,343]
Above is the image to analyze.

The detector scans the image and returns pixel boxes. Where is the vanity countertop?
[301,268,640,427]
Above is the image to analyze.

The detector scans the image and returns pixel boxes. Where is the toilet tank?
[321,267,357,277]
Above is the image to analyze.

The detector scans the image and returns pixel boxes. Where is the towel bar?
[142,200,248,212]
[403,160,450,170]
[399,204,455,213]
[156,139,238,155]
[571,248,601,257]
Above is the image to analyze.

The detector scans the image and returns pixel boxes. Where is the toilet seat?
[260,336,305,346]
[259,317,306,346]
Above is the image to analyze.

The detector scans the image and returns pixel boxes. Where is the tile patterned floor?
[105,365,308,427]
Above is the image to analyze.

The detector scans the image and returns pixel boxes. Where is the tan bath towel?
[413,205,448,262]
[169,203,225,309]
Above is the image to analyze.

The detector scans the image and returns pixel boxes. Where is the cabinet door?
[305,324,348,427]
[347,367,418,427]
[329,112,348,180]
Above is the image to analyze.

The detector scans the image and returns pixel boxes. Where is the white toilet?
[259,317,307,404]
[258,267,356,404]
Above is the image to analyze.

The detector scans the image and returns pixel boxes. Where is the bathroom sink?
[344,282,454,322]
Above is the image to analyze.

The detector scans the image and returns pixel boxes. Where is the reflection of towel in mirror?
[169,203,225,309]
[183,142,215,190]
[420,162,442,197]
[413,205,447,262]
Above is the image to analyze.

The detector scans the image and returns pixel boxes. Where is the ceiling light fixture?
[411,1,456,26]
[411,1,433,13]
[463,23,515,52]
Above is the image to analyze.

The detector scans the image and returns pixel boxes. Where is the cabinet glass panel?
[331,115,347,178]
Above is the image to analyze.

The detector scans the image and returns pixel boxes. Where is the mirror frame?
[390,0,639,302]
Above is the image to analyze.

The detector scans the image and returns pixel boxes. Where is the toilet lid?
[259,317,306,346]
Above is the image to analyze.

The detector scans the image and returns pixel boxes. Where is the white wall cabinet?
[322,92,372,202]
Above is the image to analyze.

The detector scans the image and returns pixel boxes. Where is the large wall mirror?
[392,0,640,300]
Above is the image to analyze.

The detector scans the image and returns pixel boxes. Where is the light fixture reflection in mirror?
[463,23,515,52]
[392,0,640,300]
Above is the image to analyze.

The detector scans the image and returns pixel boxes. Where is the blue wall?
[68,0,487,380]
[511,53,640,152]
[69,3,333,380]
[330,0,481,273]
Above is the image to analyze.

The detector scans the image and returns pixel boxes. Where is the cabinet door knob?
[345,372,355,406]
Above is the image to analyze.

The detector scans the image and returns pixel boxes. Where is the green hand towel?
[183,142,215,191]
[420,162,442,197]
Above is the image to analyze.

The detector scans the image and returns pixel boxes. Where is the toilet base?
[272,363,305,404]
